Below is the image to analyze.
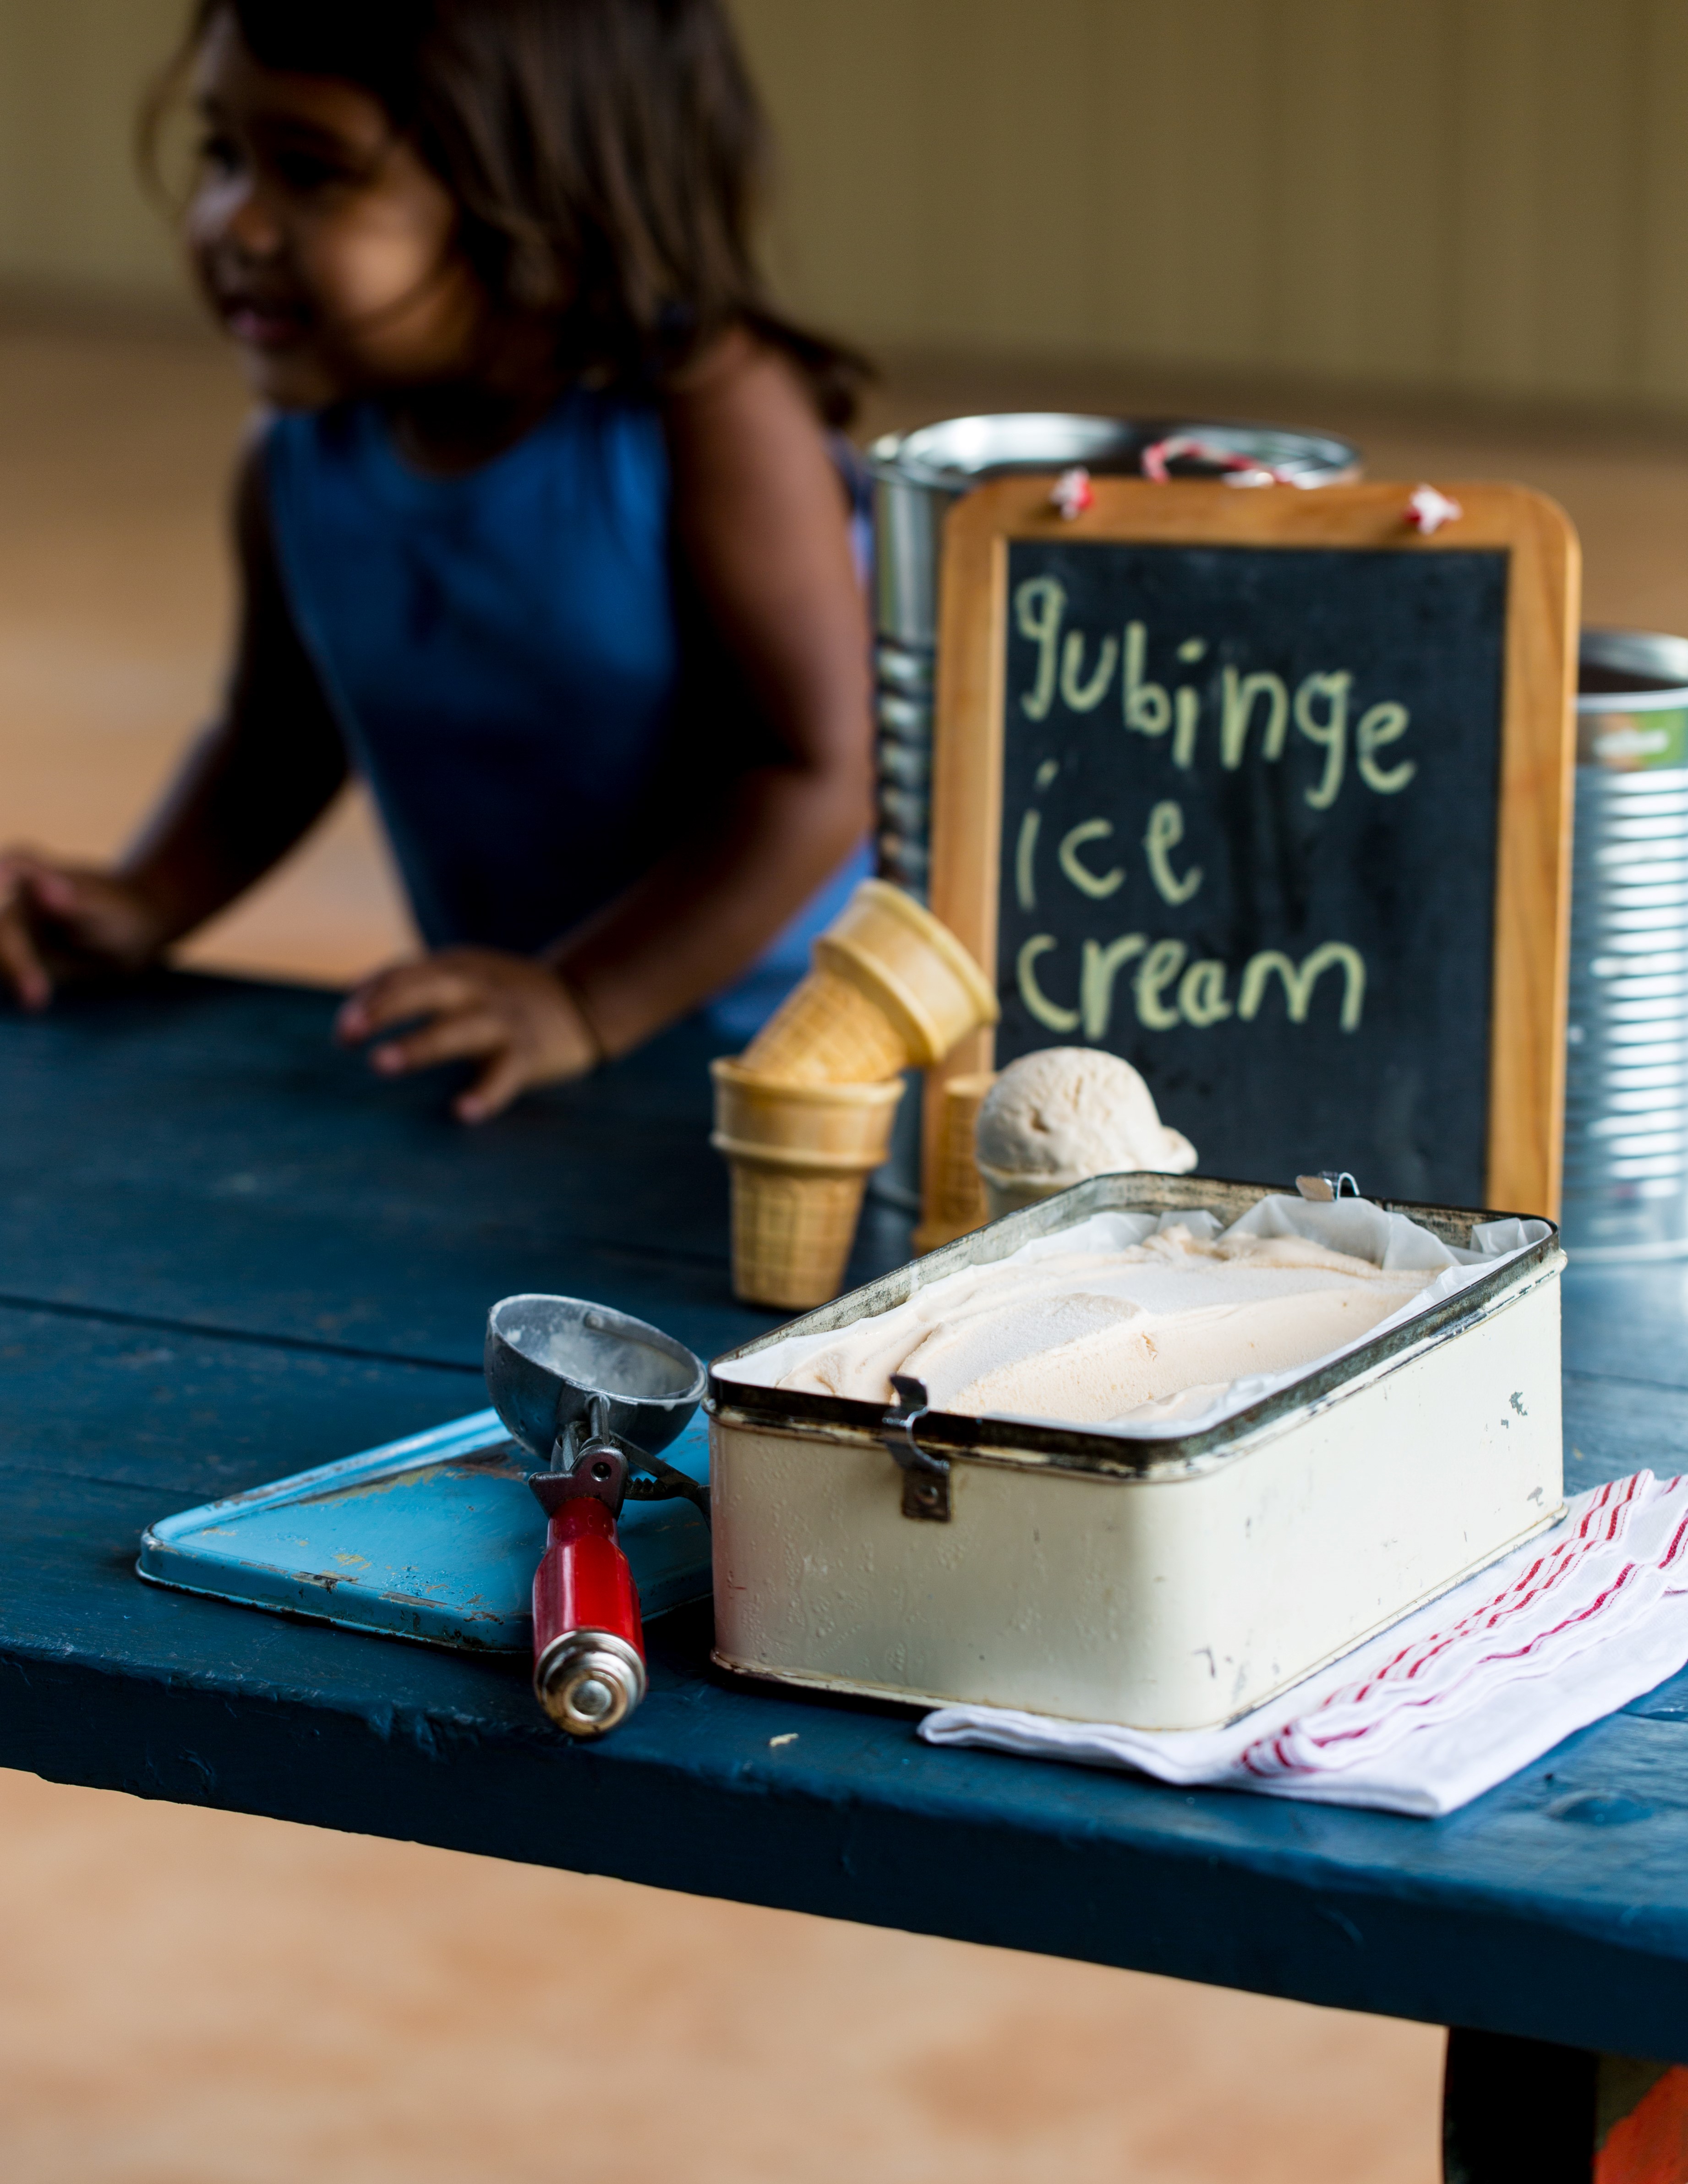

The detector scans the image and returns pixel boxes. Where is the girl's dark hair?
[169,0,868,423]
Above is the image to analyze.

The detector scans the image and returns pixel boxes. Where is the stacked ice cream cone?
[713,880,998,1310]
[911,1071,997,1256]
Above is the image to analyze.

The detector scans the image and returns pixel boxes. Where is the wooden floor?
[15,311,1687,2182]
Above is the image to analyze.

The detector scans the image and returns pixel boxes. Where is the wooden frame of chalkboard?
[927,479,1579,1218]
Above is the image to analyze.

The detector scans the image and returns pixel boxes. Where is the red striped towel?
[919,1473,1688,1816]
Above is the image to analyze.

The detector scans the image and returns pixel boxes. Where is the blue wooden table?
[3,971,1687,2180]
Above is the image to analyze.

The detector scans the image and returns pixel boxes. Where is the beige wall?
[0,0,191,304]
[734,0,1688,413]
[4,0,1687,413]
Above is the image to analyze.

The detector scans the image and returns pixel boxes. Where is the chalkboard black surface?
[928,480,1578,1218]
[997,539,1508,1203]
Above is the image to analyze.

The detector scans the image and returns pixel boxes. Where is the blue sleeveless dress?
[264,387,867,1035]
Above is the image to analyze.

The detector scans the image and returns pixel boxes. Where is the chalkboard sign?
[927,480,1578,1216]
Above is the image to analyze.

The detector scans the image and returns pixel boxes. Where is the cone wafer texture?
[726,1162,874,1309]
[738,967,907,1085]
[813,880,997,1068]
[915,1071,995,1253]
[710,1062,904,1307]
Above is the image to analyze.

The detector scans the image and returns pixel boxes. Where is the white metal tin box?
[707,1176,1565,1732]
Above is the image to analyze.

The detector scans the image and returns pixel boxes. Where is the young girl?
[0,0,874,1122]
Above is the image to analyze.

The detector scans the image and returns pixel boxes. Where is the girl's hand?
[0,851,170,1011]
[335,948,601,1122]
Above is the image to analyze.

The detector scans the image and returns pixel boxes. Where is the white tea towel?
[919,1473,1688,1816]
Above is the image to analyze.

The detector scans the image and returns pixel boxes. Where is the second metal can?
[1563,629,1688,1258]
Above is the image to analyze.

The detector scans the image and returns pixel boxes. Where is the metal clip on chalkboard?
[1296,1172,1360,1202]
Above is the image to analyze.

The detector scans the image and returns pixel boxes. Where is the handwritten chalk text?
[1014,579,1419,806]
[1016,932,1366,1040]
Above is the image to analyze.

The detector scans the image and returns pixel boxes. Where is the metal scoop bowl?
[484,1294,705,1463]
[483,1295,707,1739]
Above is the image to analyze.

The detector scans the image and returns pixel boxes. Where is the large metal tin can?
[1563,629,1688,1258]
[866,414,1362,899]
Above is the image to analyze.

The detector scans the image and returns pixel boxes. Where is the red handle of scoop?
[531,1499,646,1737]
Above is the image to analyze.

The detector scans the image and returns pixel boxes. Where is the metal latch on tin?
[1296,1170,1360,1202]
[881,1374,951,1523]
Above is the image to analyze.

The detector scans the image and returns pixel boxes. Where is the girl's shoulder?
[659,328,866,518]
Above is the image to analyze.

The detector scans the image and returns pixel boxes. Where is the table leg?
[1443,2029,1688,2181]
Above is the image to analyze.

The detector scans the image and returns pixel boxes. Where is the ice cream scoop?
[974,1048,1196,1217]
[484,1295,705,1738]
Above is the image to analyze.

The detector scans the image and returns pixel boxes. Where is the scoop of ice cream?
[777,1222,1433,1424]
[974,1048,1196,1181]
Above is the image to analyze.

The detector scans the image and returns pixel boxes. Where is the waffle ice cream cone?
[913,1071,996,1254]
[740,880,998,1086]
[711,1061,904,1309]
[738,966,909,1086]
[723,1164,877,1312]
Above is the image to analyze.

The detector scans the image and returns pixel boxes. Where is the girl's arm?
[0,444,349,1007]
[342,332,874,1112]
[553,332,874,1051]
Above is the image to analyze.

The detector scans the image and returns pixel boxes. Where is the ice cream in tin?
[776,1221,1437,1427]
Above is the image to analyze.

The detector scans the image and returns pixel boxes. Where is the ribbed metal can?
[866,414,1362,900]
[1562,629,1688,1258]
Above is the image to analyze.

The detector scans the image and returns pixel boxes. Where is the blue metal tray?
[137,1408,711,1653]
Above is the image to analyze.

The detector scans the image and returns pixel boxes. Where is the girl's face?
[187,11,486,408]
